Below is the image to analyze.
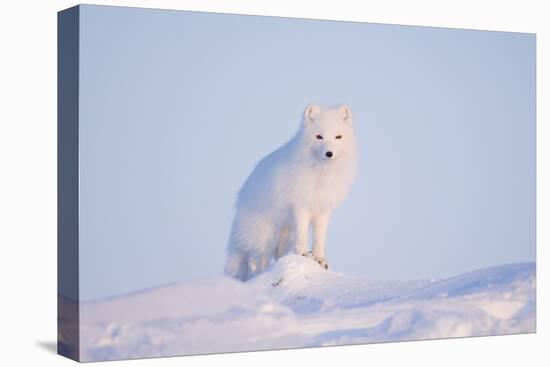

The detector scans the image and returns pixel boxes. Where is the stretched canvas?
[58,4,536,362]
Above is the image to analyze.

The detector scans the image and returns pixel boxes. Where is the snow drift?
[79,255,535,361]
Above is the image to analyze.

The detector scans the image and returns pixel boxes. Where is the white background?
[0,0,546,366]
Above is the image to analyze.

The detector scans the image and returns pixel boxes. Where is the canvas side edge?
[57,5,80,362]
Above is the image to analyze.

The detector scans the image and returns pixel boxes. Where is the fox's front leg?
[312,211,331,269]
[292,207,310,256]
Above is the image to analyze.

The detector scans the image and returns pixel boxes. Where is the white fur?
[224,104,357,281]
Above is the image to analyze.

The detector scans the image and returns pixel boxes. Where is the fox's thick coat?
[225,104,357,281]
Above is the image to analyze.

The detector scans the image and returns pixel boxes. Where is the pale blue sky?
[78,5,535,301]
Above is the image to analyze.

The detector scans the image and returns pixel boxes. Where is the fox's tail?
[224,250,250,281]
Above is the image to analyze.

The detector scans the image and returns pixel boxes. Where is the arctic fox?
[224,104,357,281]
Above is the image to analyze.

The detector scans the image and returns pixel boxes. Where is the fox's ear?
[338,105,352,124]
[304,104,321,124]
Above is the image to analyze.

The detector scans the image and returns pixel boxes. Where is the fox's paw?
[300,252,328,270]
[314,257,328,270]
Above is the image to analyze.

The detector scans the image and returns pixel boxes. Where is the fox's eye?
[335,135,342,140]
[316,135,323,140]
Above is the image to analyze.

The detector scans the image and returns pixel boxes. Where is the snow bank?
[79,255,535,361]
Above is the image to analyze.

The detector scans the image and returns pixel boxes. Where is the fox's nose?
[325,151,333,158]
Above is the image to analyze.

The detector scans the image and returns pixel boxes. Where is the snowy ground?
[79,255,535,362]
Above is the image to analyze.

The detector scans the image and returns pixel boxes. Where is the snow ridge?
[79,255,535,361]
